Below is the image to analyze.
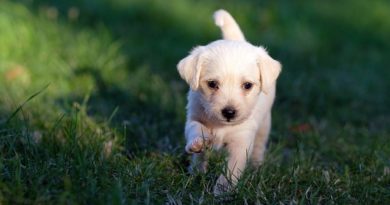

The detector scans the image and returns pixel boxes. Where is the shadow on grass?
[68,66,186,152]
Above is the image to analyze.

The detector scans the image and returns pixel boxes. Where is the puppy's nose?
[221,107,236,120]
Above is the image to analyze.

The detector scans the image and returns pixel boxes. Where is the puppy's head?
[178,40,281,125]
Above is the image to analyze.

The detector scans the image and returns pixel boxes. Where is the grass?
[0,0,389,204]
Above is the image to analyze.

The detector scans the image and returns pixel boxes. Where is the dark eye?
[207,80,219,89]
[243,82,253,90]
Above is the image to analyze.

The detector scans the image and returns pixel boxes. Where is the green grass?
[0,0,389,204]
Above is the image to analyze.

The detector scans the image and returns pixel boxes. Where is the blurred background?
[0,0,389,203]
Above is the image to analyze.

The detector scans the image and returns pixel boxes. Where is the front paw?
[185,136,212,153]
[213,175,232,196]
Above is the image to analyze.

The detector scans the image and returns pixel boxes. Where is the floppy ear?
[256,47,282,94]
[177,46,206,90]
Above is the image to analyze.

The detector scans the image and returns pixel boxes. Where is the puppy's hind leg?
[251,112,271,167]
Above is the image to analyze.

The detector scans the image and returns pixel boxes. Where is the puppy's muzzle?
[221,106,236,121]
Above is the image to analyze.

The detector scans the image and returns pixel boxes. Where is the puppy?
[177,9,281,195]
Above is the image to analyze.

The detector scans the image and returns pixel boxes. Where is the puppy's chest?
[209,126,242,150]
[207,119,260,150]
[209,128,223,149]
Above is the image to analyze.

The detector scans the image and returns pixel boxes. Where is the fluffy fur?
[177,9,282,195]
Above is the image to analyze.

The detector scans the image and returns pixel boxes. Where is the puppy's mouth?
[221,117,244,125]
[225,118,237,123]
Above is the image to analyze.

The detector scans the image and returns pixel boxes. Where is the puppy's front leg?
[251,112,271,167]
[185,120,212,153]
[185,120,212,172]
[214,134,254,195]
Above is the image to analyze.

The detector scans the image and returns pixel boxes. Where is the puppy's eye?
[243,82,253,90]
[207,80,219,90]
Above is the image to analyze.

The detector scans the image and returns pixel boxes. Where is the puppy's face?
[197,46,261,124]
[178,40,281,125]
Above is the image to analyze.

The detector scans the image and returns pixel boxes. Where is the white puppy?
[177,9,281,195]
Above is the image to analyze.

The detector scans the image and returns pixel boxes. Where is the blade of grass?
[6,84,50,124]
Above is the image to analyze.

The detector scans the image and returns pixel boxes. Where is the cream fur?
[213,9,245,41]
[177,9,282,196]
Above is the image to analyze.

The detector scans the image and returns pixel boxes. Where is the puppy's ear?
[256,47,282,94]
[177,46,206,90]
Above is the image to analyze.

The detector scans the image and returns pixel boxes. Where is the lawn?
[0,0,389,204]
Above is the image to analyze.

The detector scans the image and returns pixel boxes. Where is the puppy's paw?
[185,136,212,153]
[213,175,232,196]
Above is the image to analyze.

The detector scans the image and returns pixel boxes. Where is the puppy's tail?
[213,9,245,41]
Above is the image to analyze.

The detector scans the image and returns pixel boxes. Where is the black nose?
[221,107,236,120]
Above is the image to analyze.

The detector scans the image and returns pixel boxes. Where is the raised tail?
[213,9,245,41]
